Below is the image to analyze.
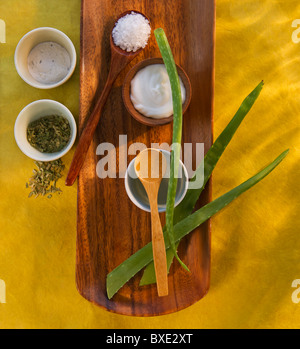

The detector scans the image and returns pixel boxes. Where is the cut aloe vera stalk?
[106,149,288,298]
[140,81,264,285]
[154,28,189,271]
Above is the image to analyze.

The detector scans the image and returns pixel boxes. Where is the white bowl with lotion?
[14,27,76,89]
[122,58,192,126]
[125,149,189,212]
[14,99,77,161]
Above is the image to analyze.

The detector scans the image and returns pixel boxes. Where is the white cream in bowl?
[130,64,186,119]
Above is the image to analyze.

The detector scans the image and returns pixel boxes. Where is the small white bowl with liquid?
[14,27,76,89]
[125,149,189,212]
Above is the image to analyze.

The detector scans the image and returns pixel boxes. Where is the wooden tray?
[76,0,215,316]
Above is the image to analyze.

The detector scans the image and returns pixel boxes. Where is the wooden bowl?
[122,57,192,126]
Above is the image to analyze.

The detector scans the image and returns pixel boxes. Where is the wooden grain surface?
[76,0,215,316]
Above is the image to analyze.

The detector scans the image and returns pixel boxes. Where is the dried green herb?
[27,115,71,153]
[26,159,65,198]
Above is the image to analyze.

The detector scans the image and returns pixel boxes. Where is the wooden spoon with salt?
[65,10,150,186]
[134,149,168,297]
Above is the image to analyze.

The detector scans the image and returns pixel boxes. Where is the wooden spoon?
[65,10,150,186]
[134,149,168,297]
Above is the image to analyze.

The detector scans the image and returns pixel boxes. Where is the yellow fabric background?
[0,0,299,329]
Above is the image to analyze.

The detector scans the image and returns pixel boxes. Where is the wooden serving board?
[76,0,215,316]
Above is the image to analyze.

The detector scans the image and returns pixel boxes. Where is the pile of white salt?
[112,11,151,52]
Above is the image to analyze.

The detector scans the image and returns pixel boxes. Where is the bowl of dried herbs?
[14,99,77,161]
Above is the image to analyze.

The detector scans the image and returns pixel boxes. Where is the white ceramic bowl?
[14,27,76,89]
[125,149,189,212]
[14,99,77,161]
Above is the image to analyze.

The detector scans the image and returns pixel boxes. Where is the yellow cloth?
[0,0,299,329]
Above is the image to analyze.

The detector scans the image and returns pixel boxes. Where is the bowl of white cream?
[14,27,76,89]
[122,58,192,126]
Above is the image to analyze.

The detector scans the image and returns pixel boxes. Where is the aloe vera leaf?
[174,80,264,224]
[139,242,180,286]
[140,81,264,285]
[107,149,288,299]
[154,28,189,271]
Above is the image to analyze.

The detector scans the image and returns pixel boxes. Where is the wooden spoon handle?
[148,188,168,297]
[65,47,137,186]
[65,76,114,186]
